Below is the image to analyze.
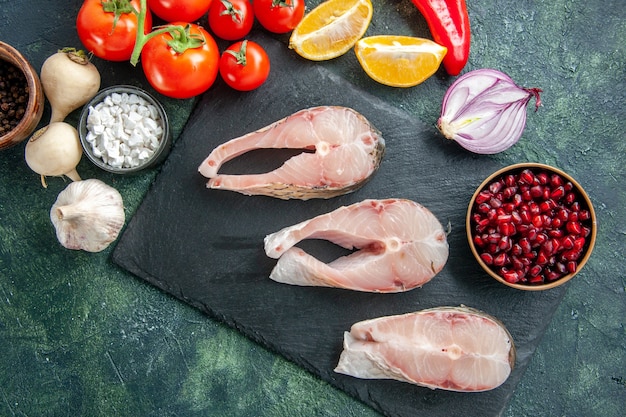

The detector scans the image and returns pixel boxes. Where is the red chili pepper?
[410,0,470,76]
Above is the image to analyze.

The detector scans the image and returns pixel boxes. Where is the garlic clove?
[50,179,125,252]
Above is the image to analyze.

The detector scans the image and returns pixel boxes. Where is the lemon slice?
[289,0,373,61]
[355,35,448,87]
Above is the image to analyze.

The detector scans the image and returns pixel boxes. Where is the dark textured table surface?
[1,1,624,416]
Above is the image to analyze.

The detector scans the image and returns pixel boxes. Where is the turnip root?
[40,48,101,123]
[25,122,83,188]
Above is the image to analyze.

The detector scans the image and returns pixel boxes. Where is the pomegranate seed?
[473,235,485,247]
[503,186,517,200]
[535,232,548,246]
[537,252,549,265]
[545,269,562,281]
[499,236,512,251]
[496,221,510,235]
[519,238,532,253]
[520,209,531,223]
[513,193,523,206]
[503,203,516,212]
[511,211,522,224]
[569,211,579,222]
[564,181,574,191]
[530,185,544,198]
[489,181,503,194]
[561,235,575,250]
[579,209,591,221]
[573,237,586,251]
[570,201,581,212]
[520,169,535,185]
[529,265,542,277]
[552,217,563,229]
[493,253,508,266]
[565,192,576,204]
[539,199,556,212]
[476,190,492,204]
[472,213,482,223]
[562,249,582,261]
[532,215,543,228]
[542,214,552,228]
[521,189,532,201]
[537,171,549,184]
[555,262,568,274]
[524,250,537,260]
[526,227,538,241]
[511,244,523,256]
[550,174,563,187]
[489,197,502,208]
[550,186,565,201]
[476,218,490,233]
[477,203,491,213]
[582,226,592,237]
[566,261,577,273]
[480,253,494,265]
[529,202,540,215]
[566,221,582,235]
[529,275,544,284]
[511,256,525,271]
[501,268,519,283]
[556,208,569,221]
[542,239,555,256]
[505,174,516,187]
[487,209,498,222]
[487,233,502,244]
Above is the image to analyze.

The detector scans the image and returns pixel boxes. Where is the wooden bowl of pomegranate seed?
[466,163,597,290]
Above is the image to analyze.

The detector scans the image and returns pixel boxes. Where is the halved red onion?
[437,69,542,154]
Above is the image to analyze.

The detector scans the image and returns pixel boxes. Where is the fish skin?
[198,106,385,200]
[334,306,516,392]
[264,199,449,293]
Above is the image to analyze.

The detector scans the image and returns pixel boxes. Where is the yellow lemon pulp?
[289,0,373,61]
[355,35,448,87]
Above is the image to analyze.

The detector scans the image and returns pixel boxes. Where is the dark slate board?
[112,32,566,417]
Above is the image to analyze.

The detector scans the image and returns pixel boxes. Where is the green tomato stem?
[129,0,204,66]
[224,40,249,66]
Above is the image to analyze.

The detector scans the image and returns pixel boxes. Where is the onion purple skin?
[437,69,542,155]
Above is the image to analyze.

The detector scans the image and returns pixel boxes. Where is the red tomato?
[219,40,270,91]
[77,0,153,62]
[208,0,254,41]
[253,0,305,34]
[141,23,220,99]
[147,0,213,23]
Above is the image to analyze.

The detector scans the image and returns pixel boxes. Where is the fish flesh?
[334,306,516,392]
[264,199,449,292]
[198,106,385,200]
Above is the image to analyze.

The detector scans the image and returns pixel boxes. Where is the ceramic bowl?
[0,41,44,150]
[78,85,172,174]
[466,163,597,291]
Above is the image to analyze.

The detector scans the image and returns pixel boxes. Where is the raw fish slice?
[198,106,385,200]
[334,306,516,392]
[264,199,449,292]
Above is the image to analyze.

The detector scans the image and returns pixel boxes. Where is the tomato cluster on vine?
[76,0,305,98]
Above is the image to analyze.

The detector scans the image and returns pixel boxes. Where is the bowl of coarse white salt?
[78,85,172,174]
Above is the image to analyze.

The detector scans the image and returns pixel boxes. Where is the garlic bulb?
[50,179,125,252]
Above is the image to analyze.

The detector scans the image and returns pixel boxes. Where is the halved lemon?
[354,35,448,87]
[289,0,373,61]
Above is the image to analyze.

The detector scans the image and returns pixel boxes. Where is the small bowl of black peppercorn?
[0,41,44,150]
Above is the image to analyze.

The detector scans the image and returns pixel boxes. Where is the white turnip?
[25,122,82,187]
[40,48,101,123]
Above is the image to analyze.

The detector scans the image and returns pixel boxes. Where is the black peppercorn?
[0,59,29,137]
